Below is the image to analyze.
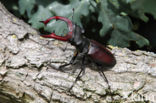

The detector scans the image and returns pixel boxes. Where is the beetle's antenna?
[72,8,75,21]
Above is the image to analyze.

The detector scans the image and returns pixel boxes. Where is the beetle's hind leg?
[99,71,111,91]
[97,66,111,91]
[98,68,114,101]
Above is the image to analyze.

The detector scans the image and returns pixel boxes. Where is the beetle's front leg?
[68,55,86,91]
[59,50,78,69]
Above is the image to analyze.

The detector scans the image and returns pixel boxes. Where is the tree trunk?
[0,2,156,103]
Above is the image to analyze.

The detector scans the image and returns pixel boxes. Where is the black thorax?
[69,24,90,54]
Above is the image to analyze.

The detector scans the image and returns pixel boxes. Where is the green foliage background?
[2,0,156,50]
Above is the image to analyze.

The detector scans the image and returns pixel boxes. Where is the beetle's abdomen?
[88,40,116,67]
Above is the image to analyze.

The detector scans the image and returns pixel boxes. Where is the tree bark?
[0,2,156,103]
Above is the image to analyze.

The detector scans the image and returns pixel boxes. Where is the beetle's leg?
[59,50,78,69]
[47,50,78,71]
[100,71,111,90]
[68,55,86,91]
[98,70,113,100]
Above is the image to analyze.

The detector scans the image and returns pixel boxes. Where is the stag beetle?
[40,16,116,90]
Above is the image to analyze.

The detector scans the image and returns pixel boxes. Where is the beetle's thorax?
[69,24,90,54]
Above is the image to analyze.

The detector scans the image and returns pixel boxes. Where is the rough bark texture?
[0,2,156,103]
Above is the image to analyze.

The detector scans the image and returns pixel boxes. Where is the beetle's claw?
[39,16,73,41]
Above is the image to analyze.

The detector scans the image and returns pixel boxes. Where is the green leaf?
[98,0,149,47]
[142,0,156,19]
[28,5,53,29]
[18,0,35,17]
[98,0,113,36]
[108,29,130,47]
[119,0,156,22]
[44,20,68,36]
[108,30,149,48]
[44,0,90,35]
[132,32,149,47]
[10,0,151,48]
